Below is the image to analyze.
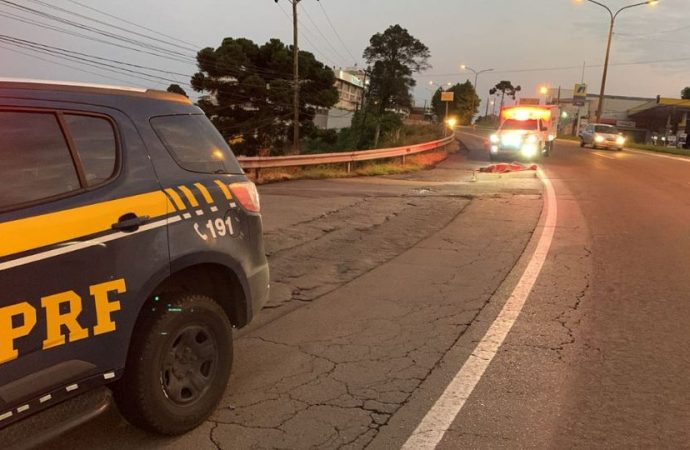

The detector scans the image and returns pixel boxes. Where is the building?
[314,68,367,131]
[544,87,654,141]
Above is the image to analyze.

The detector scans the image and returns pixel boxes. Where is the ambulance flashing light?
[501,107,552,122]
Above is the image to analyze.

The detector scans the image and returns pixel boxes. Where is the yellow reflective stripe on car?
[213,180,233,200]
[164,188,186,211]
[0,191,172,259]
[177,186,199,207]
[194,183,214,205]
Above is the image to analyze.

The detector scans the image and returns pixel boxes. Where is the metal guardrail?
[237,136,455,172]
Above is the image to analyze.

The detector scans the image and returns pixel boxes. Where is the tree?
[363,25,430,146]
[166,84,188,97]
[682,87,690,99]
[431,81,480,125]
[191,37,338,156]
[489,81,522,110]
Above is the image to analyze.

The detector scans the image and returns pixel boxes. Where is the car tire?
[113,293,233,435]
[580,140,585,148]
[617,147,623,151]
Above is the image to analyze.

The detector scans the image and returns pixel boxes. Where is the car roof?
[0,78,190,102]
[0,78,199,118]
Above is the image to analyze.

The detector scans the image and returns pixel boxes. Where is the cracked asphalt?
[45,138,546,449]
[48,131,690,449]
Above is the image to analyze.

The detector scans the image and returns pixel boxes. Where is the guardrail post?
[402,155,406,165]
[255,168,261,182]
[347,162,351,173]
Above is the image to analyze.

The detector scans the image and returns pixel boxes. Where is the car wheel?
[617,147,623,151]
[113,293,233,435]
[580,140,585,148]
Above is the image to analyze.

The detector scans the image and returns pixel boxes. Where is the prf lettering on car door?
[0,278,126,365]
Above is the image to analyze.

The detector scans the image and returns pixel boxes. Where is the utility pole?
[292,0,300,153]
[276,0,315,153]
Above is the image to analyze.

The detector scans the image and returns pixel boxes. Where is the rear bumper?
[246,261,270,322]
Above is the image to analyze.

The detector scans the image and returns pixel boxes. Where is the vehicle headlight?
[522,144,538,157]
[548,134,556,142]
[616,136,626,145]
[595,135,605,143]
[526,134,538,144]
[490,134,499,144]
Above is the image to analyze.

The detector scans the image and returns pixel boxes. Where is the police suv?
[0,80,270,445]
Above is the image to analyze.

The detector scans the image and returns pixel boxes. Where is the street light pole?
[461,65,494,124]
[583,0,659,123]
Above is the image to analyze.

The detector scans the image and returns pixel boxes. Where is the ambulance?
[489,105,559,161]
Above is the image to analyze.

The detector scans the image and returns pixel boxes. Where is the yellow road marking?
[164,188,186,211]
[214,180,233,200]
[0,191,172,259]
[177,185,199,207]
[194,183,214,205]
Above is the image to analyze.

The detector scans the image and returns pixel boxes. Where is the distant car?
[579,124,626,150]
[0,80,270,443]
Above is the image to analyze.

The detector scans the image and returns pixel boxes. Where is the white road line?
[402,169,558,450]
[624,147,690,163]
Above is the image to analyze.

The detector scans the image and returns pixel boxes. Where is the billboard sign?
[574,83,587,107]
[441,91,454,102]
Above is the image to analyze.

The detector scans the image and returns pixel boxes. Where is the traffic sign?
[441,92,454,102]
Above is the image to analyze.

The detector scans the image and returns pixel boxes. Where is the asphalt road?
[46,133,690,449]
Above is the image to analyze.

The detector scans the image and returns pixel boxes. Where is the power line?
[299,3,347,65]
[0,1,189,59]
[317,0,357,65]
[0,43,153,87]
[275,0,337,67]
[0,8,191,64]
[63,0,199,49]
[25,0,198,53]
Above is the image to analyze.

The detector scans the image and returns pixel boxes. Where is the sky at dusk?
[0,0,687,112]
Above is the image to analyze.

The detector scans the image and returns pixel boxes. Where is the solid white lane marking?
[402,168,558,450]
[624,148,690,163]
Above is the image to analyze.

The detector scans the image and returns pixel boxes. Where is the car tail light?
[229,182,260,213]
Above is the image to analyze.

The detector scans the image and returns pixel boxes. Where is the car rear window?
[0,111,81,209]
[595,125,618,134]
[64,114,118,186]
[151,115,242,174]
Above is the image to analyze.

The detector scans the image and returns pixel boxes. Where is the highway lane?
[46,144,545,449]
[414,133,690,448]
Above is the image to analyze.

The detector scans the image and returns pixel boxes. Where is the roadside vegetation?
[250,147,455,184]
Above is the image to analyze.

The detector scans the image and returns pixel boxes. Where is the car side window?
[150,114,242,174]
[64,114,118,186]
[0,111,81,210]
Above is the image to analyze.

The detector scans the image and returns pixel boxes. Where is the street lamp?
[578,0,659,123]
[461,65,494,123]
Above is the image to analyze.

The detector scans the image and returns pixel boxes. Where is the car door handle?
[112,214,151,232]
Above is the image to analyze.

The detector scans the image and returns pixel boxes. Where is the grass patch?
[252,149,453,184]
[626,143,690,157]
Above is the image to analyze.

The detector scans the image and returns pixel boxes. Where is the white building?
[314,68,367,131]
